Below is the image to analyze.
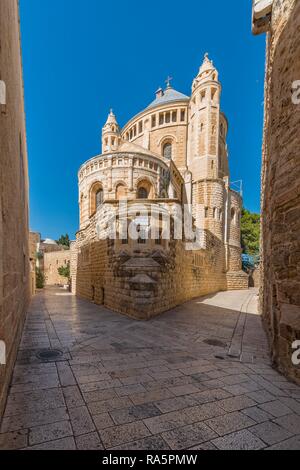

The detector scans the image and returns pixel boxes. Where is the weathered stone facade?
[36,238,68,274]
[29,231,40,296]
[71,55,248,319]
[44,250,71,286]
[0,0,30,417]
[253,0,300,382]
[71,205,229,319]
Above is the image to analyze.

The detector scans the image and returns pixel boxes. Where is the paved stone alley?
[1,287,300,450]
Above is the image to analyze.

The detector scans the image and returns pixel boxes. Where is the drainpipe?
[224,177,229,272]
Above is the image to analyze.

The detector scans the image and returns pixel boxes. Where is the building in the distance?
[71,55,248,319]
[29,231,41,295]
[44,250,71,286]
[30,236,71,287]
[0,0,31,417]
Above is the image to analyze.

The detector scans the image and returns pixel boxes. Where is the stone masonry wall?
[105,233,227,319]
[0,0,31,418]
[260,0,300,383]
[192,179,225,241]
[71,219,228,320]
[29,231,40,296]
[44,251,71,286]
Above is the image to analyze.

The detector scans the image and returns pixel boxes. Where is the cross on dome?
[165,76,173,88]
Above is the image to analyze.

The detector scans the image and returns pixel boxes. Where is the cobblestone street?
[1,288,300,450]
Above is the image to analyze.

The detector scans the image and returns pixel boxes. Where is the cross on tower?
[165,76,173,88]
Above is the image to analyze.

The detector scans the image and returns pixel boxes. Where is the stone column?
[108,158,112,192]
[128,157,133,191]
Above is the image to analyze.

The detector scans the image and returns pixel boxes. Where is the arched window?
[137,179,154,199]
[137,187,148,199]
[116,183,127,200]
[90,182,103,216]
[231,208,236,224]
[163,142,172,160]
[80,194,84,224]
[137,224,147,244]
[95,188,103,208]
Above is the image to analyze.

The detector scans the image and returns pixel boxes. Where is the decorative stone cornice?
[252,0,273,35]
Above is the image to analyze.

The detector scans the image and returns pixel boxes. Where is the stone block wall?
[260,0,300,383]
[105,233,227,319]
[227,245,243,272]
[71,219,230,320]
[229,190,242,251]
[226,270,249,291]
[192,179,225,241]
[0,0,30,417]
[29,232,40,296]
[249,267,261,288]
[44,250,71,286]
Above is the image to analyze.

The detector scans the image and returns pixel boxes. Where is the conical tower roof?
[105,109,118,125]
[102,109,120,133]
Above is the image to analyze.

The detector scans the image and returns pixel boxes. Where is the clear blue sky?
[19,0,266,240]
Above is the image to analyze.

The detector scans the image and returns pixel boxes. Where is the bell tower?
[187,55,230,244]
[187,54,224,181]
[102,109,120,154]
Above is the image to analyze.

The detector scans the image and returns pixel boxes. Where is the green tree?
[56,234,70,248]
[36,251,43,260]
[241,208,260,256]
[36,267,45,289]
[58,263,70,281]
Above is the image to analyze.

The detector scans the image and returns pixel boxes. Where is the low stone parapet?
[226,271,249,290]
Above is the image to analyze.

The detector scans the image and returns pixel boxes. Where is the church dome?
[147,86,189,110]
[42,238,57,245]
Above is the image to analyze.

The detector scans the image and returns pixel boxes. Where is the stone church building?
[71,55,248,319]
